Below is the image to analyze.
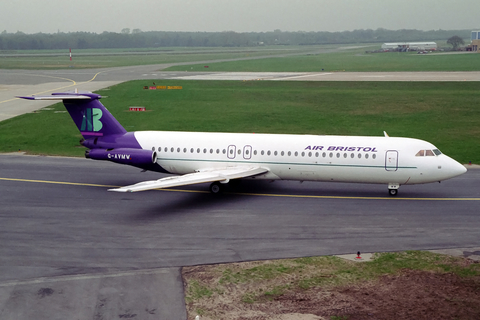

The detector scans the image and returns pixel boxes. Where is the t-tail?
[18,92,164,172]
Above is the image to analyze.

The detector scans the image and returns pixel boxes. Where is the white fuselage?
[134,131,466,186]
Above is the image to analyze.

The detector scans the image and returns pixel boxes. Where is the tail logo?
[81,108,103,135]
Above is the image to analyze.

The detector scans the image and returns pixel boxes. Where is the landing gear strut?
[209,181,224,194]
[388,183,399,196]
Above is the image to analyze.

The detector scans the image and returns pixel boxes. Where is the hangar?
[470,31,480,52]
[381,42,437,51]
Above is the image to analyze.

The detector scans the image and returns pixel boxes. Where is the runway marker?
[1,177,479,201]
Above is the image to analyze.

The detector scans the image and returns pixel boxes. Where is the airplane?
[18,91,467,196]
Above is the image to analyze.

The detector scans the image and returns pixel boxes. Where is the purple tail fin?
[57,92,126,138]
[18,92,126,138]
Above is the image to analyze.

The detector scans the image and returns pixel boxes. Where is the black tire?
[388,188,398,196]
[210,182,223,194]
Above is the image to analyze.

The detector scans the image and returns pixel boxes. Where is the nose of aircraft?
[444,156,467,179]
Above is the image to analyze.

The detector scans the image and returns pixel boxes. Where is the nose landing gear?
[388,188,398,196]
[388,183,399,196]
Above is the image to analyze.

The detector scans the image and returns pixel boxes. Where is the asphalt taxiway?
[0,154,479,319]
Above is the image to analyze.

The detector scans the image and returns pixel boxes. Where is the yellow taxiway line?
[1,177,479,201]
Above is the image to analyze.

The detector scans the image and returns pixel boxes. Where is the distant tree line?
[0,28,472,50]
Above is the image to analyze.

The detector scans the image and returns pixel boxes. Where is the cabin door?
[385,150,398,171]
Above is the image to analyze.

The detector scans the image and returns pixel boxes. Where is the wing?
[108,166,268,193]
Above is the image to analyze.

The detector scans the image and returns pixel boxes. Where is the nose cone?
[443,156,467,179]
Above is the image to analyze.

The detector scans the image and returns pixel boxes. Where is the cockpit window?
[416,149,439,157]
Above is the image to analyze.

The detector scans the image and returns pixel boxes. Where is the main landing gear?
[388,183,400,196]
[209,181,224,194]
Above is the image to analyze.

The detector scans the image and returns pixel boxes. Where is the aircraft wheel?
[210,182,223,194]
[388,188,398,196]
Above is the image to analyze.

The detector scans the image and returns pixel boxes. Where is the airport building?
[470,31,480,52]
[381,42,437,51]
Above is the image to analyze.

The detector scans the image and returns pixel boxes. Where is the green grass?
[166,47,480,72]
[0,80,480,163]
[0,46,314,69]
[4,45,480,72]
[1,80,477,163]
[188,251,480,305]
[185,280,214,302]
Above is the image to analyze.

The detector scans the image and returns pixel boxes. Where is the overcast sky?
[2,0,479,34]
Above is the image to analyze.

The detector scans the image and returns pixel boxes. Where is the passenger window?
[190,148,194,153]
[197,148,200,153]
[261,150,265,155]
[288,151,291,156]
[315,152,319,157]
[171,147,174,152]
[295,151,298,157]
[158,147,161,152]
[373,154,376,159]
[344,153,347,158]
[267,151,271,156]
[301,152,305,157]
[365,154,369,159]
[322,152,326,158]
[183,148,187,153]
[164,147,168,152]
[274,151,278,156]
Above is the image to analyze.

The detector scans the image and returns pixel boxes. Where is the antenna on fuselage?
[383,131,389,137]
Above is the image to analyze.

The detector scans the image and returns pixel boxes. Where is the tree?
[447,35,465,50]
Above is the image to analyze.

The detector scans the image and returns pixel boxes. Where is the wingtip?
[108,188,132,193]
[16,96,36,100]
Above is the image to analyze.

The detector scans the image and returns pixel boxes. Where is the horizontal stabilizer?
[108,166,268,193]
[17,95,93,101]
